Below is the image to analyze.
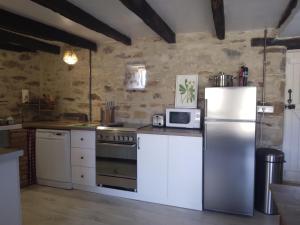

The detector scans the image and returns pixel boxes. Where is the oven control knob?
[123,136,128,141]
[128,136,133,142]
[118,136,123,141]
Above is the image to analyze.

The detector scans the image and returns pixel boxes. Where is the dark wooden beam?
[211,0,225,40]
[277,0,298,28]
[119,0,175,43]
[30,0,131,45]
[251,37,300,50]
[0,9,97,51]
[0,43,36,53]
[0,29,60,54]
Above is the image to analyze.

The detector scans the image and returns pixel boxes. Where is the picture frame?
[125,64,147,91]
[175,74,198,108]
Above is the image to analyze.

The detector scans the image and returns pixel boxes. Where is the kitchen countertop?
[0,148,23,162]
[23,122,203,137]
[270,183,300,225]
[138,125,202,137]
[23,121,99,131]
[0,124,22,131]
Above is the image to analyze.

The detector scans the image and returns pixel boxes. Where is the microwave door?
[169,112,191,124]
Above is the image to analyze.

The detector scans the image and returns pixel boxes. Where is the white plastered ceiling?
[0,0,296,44]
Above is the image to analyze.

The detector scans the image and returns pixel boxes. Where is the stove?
[96,123,144,132]
[96,123,144,143]
[95,123,144,191]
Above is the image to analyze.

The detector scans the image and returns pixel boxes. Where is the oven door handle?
[97,142,137,148]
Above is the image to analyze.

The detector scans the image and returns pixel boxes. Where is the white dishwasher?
[36,129,72,189]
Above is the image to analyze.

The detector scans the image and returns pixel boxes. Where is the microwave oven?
[166,108,201,129]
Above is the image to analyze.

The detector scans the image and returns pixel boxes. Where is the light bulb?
[63,50,78,65]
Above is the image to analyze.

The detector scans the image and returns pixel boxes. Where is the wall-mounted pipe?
[262,29,267,105]
[89,49,92,122]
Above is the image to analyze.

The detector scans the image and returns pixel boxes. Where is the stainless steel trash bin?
[255,148,284,215]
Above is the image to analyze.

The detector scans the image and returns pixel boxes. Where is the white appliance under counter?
[36,129,72,189]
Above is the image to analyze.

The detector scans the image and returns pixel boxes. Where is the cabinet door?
[168,136,203,210]
[137,134,168,203]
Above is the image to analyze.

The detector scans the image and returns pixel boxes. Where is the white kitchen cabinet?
[0,150,23,225]
[137,134,168,203]
[71,148,95,167]
[168,136,203,210]
[72,166,95,186]
[71,130,95,149]
[71,130,96,188]
[137,133,203,210]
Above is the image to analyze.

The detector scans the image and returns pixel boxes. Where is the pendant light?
[63,49,78,65]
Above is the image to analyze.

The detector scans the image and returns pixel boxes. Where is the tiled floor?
[22,185,279,225]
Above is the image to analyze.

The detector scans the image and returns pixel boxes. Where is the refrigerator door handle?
[205,99,208,117]
[204,123,207,152]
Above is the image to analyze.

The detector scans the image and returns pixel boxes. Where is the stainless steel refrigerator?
[204,87,256,216]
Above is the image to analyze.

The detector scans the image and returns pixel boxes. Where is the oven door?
[96,142,137,190]
[96,142,137,160]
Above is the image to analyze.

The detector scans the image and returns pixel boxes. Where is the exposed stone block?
[222,48,242,59]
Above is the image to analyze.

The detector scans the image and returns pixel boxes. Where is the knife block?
[101,108,115,125]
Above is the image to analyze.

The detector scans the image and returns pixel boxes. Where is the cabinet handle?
[81,174,84,178]
[80,137,84,141]
[137,137,140,150]
[80,156,84,159]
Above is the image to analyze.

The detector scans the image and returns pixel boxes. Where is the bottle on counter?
[239,66,244,86]
[238,66,249,86]
[243,66,249,86]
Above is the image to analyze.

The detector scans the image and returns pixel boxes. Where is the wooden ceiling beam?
[30,0,131,45]
[119,0,175,43]
[0,29,60,54]
[211,0,225,40]
[251,37,300,50]
[0,9,97,51]
[277,0,298,28]
[0,42,36,53]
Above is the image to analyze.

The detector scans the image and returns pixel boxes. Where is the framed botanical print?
[175,74,198,108]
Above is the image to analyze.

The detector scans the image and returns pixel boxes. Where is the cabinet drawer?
[71,149,95,167]
[71,130,95,149]
[72,166,95,186]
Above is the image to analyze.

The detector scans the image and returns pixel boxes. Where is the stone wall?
[0,29,286,149]
[42,30,284,149]
[0,51,44,121]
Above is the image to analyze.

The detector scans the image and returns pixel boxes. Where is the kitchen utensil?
[101,101,115,125]
[210,72,234,87]
[152,114,165,127]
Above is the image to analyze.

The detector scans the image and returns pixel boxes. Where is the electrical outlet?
[257,105,274,113]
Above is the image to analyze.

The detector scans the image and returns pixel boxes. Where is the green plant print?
[179,79,196,104]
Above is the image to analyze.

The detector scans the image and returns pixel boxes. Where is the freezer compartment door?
[204,121,255,216]
[205,87,256,121]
